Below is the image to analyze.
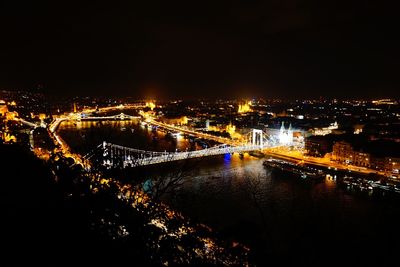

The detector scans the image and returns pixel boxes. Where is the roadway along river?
[59,120,400,266]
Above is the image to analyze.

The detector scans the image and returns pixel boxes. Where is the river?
[59,120,400,266]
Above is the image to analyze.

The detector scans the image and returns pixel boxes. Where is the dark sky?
[0,1,398,99]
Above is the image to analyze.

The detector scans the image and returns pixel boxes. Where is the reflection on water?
[163,157,400,266]
[59,121,400,266]
[59,120,195,154]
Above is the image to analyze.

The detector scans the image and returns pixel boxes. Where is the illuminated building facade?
[225,123,236,136]
[146,101,156,110]
[0,100,8,117]
[205,119,210,130]
[238,101,252,113]
[279,122,293,145]
[332,141,370,167]
[372,99,397,105]
[312,121,338,136]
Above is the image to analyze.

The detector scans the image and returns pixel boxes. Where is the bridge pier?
[251,129,263,148]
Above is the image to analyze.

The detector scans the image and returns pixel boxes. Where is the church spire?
[280,121,285,133]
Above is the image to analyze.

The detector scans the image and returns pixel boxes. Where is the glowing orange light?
[238,101,252,113]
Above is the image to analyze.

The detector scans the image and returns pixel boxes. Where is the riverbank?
[263,148,384,176]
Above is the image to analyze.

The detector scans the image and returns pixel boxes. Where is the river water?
[59,120,400,266]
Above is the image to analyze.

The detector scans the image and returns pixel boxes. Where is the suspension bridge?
[78,113,140,121]
[84,129,274,168]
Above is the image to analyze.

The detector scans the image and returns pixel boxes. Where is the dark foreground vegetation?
[1,144,249,266]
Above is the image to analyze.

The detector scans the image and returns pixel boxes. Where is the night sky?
[0,1,398,99]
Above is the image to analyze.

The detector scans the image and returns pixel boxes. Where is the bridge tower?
[251,129,263,147]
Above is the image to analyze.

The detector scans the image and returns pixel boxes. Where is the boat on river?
[263,158,325,182]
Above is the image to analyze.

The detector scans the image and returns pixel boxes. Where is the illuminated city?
[1,1,399,267]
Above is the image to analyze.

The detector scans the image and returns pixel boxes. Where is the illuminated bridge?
[84,129,274,168]
[78,113,140,121]
[145,119,262,147]
[17,118,40,128]
[49,113,140,133]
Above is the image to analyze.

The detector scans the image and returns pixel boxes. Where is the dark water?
[60,121,400,266]
[58,120,203,153]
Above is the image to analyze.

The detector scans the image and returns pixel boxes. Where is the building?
[279,122,293,145]
[0,100,8,140]
[372,99,398,105]
[332,140,400,174]
[332,141,355,164]
[238,101,252,113]
[332,141,371,167]
[0,100,8,117]
[363,140,400,177]
[352,151,371,167]
[305,135,335,157]
[385,157,400,178]
[311,121,338,136]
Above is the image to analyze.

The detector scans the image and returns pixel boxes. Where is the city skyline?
[1,2,400,266]
[1,90,400,266]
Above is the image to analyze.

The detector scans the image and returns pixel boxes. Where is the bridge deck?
[100,142,269,168]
